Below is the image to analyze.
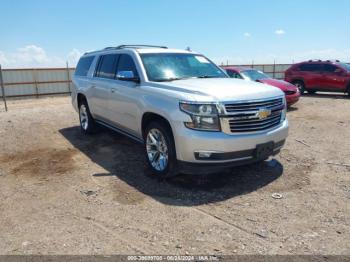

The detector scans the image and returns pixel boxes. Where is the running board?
[95,120,144,144]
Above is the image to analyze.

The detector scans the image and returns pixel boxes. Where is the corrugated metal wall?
[2,62,350,98]
[0,68,75,97]
[0,64,293,98]
[0,64,292,98]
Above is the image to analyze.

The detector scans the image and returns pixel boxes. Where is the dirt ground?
[0,94,349,255]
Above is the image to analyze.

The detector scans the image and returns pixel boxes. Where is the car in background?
[224,67,300,106]
[284,60,350,96]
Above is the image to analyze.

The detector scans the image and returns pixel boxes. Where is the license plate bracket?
[255,141,275,160]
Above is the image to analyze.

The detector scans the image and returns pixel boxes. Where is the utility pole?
[66,61,71,93]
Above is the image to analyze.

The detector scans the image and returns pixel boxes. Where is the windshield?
[140,53,228,82]
[337,62,350,72]
[241,69,270,81]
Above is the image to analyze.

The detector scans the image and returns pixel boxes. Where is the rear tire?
[308,90,316,94]
[79,99,97,135]
[144,121,178,178]
[292,80,305,95]
[347,85,350,98]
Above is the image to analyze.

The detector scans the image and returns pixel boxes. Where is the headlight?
[281,96,287,122]
[179,102,220,131]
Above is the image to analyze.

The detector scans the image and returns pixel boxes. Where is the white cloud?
[14,45,56,65]
[243,32,251,37]
[0,51,9,66]
[275,29,286,35]
[67,48,83,66]
[0,45,84,68]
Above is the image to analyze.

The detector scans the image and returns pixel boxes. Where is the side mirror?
[116,71,140,83]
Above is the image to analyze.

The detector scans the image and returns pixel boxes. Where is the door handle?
[111,88,117,93]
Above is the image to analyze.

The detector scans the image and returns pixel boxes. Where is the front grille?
[225,98,283,112]
[223,97,284,133]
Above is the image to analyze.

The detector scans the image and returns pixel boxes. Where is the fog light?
[198,152,212,158]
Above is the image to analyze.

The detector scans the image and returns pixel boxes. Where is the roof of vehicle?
[83,45,198,56]
[136,48,195,54]
[294,59,341,65]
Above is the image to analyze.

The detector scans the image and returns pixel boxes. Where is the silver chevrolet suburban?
[72,45,288,177]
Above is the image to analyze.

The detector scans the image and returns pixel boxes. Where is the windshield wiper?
[153,77,190,82]
[196,75,220,79]
[154,75,222,82]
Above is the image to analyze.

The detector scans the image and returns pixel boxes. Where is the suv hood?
[154,78,283,102]
[257,78,297,92]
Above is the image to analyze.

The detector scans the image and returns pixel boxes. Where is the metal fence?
[0,63,292,98]
[0,66,74,99]
[0,63,293,111]
[225,63,292,80]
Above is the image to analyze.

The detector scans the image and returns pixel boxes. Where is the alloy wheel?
[79,104,89,130]
[146,128,169,171]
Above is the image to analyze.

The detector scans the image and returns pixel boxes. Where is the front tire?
[144,121,178,178]
[79,99,97,134]
[292,80,305,95]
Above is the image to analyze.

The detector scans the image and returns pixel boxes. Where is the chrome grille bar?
[225,98,284,113]
[221,97,284,133]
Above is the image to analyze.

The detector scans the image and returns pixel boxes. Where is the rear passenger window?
[96,54,119,79]
[299,64,322,72]
[117,54,139,77]
[75,56,94,76]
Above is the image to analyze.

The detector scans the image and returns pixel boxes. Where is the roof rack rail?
[115,45,168,49]
[325,59,340,63]
[308,59,322,62]
[84,45,169,55]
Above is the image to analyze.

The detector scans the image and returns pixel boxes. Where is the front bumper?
[173,119,289,165]
[286,92,300,106]
[178,140,285,174]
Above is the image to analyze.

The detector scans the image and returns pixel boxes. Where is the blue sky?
[0,0,349,67]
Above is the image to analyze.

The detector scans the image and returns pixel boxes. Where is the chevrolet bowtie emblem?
[257,108,271,120]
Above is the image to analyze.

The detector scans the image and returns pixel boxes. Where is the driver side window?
[323,64,338,73]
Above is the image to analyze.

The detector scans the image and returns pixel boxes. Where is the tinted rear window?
[299,64,322,72]
[75,56,94,76]
[95,54,119,79]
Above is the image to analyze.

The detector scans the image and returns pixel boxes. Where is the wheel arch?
[346,81,350,94]
[141,112,174,139]
[346,81,350,89]
[77,93,87,107]
[291,78,305,85]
